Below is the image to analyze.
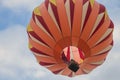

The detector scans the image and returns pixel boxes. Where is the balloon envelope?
[27,0,114,77]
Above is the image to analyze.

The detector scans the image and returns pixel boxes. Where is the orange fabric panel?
[80,2,99,41]
[30,19,56,48]
[81,63,97,72]
[91,34,113,55]
[55,37,71,49]
[29,38,54,56]
[56,0,71,37]
[71,37,79,46]
[76,68,84,75]
[53,51,63,63]
[78,39,91,58]
[87,16,111,48]
[84,53,108,64]
[35,55,57,63]
[47,63,66,72]
[71,0,83,47]
[61,67,72,76]
[40,3,62,42]
[72,0,83,37]
[63,37,72,47]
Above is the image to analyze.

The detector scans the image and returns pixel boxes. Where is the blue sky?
[0,0,120,80]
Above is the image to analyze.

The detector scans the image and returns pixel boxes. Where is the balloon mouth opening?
[61,46,85,72]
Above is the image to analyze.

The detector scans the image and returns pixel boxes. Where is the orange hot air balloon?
[27,0,114,77]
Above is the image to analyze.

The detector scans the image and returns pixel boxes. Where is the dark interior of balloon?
[61,46,85,72]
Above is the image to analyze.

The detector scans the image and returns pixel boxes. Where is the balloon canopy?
[27,0,114,77]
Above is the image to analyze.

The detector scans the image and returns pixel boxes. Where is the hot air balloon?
[27,0,114,77]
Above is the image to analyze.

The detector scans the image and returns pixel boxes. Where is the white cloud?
[0,0,120,80]
[0,25,46,80]
[1,0,44,12]
[89,51,120,80]
[113,23,120,44]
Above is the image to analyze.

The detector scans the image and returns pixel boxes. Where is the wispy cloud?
[113,23,120,44]
[0,0,120,80]
[0,0,44,12]
[0,25,46,80]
